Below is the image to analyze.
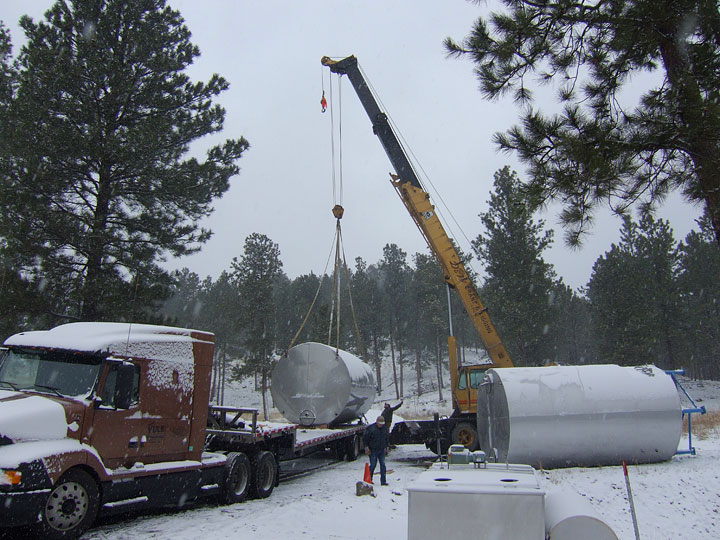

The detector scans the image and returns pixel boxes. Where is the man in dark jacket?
[363,416,389,485]
[381,401,403,427]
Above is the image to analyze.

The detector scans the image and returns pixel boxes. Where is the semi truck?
[321,55,514,453]
[0,322,366,540]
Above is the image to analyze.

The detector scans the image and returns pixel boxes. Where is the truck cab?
[454,364,490,415]
[0,322,215,539]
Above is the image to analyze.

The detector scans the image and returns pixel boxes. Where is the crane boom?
[322,55,512,374]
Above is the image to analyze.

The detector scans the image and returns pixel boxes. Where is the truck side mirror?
[114,363,136,409]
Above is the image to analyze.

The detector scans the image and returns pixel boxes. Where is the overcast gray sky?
[2,1,703,290]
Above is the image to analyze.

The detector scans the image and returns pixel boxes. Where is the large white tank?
[271,342,375,426]
[477,364,682,468]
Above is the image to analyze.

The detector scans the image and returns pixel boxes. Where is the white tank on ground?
[271,342,375,426]
[477,364,682,468]
[545,489,619,540]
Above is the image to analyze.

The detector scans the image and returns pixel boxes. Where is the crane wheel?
[452,422,480,451]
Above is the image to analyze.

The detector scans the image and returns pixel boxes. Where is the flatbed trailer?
[205,405,366,462]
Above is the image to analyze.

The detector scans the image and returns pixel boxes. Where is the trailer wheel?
[222,452,252,504]
[452,422,480,451]
[35,468,99,540]
[250,451,277,499]
[345,434,360,461]
[333,440,346,461]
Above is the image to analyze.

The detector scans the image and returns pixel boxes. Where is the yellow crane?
[322,55,513,451]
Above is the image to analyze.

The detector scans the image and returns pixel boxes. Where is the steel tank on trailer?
[477,364,682,468]
[271,342,376,426]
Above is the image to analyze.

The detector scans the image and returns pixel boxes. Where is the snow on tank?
[271,342,375,426]
[4,322,214,363]
[477,364,682,468]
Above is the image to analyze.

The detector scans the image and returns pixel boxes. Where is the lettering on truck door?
[89,358,194,468]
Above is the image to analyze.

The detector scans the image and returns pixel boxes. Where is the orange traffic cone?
[363,462,373,484]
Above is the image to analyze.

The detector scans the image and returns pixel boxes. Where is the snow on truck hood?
[0,393,69,442]
[4,322,214,363]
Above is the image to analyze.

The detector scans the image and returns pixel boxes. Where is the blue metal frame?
[666,369,707,455]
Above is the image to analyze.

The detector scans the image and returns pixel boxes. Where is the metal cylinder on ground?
[477,364,682,468]
[271,342,375,426]
[545,490,619,540]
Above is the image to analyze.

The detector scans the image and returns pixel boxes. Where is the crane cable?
[327,70,343,208]
[327,70,343,352]
[288,70,350,354]
[325,71,366,358]
[286,233,335,352]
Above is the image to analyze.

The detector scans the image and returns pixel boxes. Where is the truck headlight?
[1,469,22,485]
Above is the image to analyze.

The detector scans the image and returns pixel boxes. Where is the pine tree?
[349,258,381,361]
[1,0,247,322]
[379,243,411,398]
[677,211,720,378]
[0,23,14,144]
[279,272,332,347]
[410,252,446,395]
[0,24,30,337]
[203,271,243,405]
[231,233,283,419]
[473,167,558,366]
[552,284,596,365]
[446,0,720,247]
[587,215,683,367]
[161,268,204,327]
[349,259,386,392]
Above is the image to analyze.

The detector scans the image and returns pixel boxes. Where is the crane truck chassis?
[0,322,365,540]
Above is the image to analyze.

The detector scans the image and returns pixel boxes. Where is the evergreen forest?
[1,1,718,395]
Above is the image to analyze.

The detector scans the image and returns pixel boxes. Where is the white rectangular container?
[407,463,545,540]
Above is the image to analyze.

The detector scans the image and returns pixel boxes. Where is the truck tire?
[222,452,252,504]
[333,441,346,461]
[451,422,480,451]
[345,434,360,461]
[35,468,99,540]
[250,451,277,499]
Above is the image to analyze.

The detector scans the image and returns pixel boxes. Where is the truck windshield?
[0,347,103,398]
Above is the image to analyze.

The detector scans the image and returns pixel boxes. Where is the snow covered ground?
[80,433,719,540]
[69,373,720,540]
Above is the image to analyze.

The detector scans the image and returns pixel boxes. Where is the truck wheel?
[333,441,346,461]
[222,452,251,504]
[250,451,277,499]
[452,422,480,451]
[345,434,360,461]
[35,468,99,540]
